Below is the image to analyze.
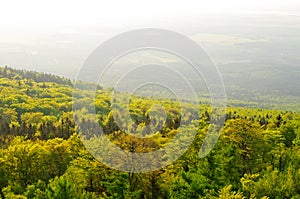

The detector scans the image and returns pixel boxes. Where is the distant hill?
[0,66,72,86]
[0,66,299,112]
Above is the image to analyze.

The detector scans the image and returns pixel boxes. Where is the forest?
[0,66,299,198]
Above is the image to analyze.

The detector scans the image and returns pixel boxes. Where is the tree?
[222,119,265,175]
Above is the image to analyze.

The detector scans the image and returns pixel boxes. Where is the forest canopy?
[0,66,299,198]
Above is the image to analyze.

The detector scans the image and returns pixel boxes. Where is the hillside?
[0,66,299,198]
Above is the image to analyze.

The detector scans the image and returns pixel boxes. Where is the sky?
[1,0,300,26]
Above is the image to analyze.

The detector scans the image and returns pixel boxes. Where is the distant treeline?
[0,66,73,86]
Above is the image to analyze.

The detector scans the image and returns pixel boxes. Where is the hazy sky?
[0,0,300,78]
[1,0,300,26]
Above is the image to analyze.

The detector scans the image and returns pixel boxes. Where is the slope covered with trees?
[0,66,299,198]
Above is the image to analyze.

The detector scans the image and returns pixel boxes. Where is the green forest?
[0,66,299,199]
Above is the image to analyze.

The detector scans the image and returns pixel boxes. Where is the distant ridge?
[0,66,72,86]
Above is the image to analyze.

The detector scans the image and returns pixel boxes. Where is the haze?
[0,0,299,100]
